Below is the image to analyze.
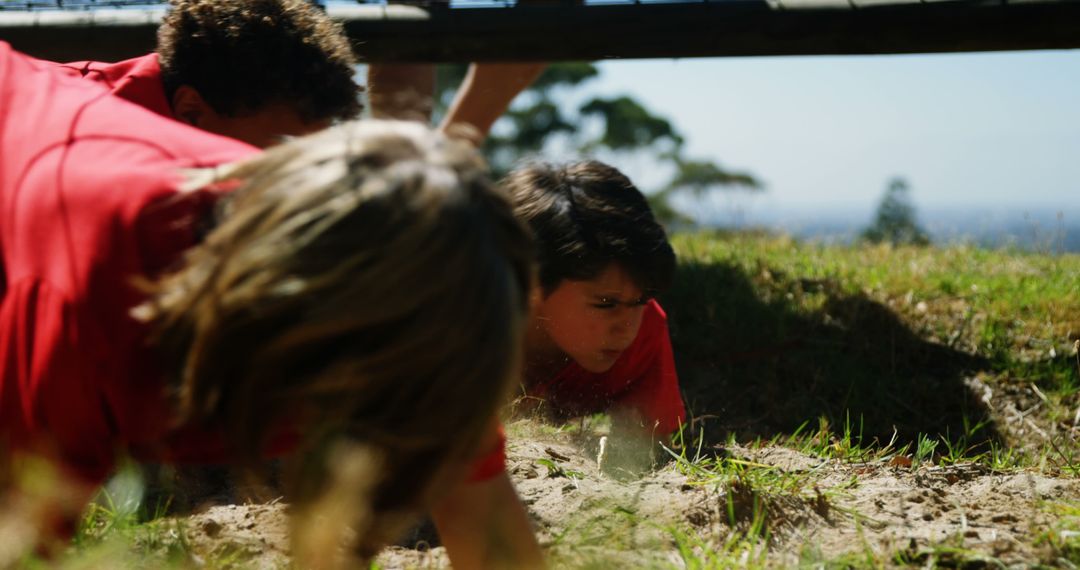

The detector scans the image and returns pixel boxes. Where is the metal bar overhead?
[2,0,1079,63]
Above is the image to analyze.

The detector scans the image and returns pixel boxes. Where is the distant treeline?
[707,208,1080,253]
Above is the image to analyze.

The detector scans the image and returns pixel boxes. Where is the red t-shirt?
[528,300,686,436]
[0,43,256,483]
[0,43,506,484]
[53,53,174,120]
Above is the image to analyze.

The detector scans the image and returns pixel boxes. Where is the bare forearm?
[439,63,547,146]
[431,472,544,570]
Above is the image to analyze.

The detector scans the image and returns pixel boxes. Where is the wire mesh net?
[0,1,716,12]
[0,0,442,10]
[0,0,162,8]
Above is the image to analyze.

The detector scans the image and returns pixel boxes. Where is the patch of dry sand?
[179,426,1079,568]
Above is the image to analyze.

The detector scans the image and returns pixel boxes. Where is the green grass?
[546,230,1080,568]
[20,493,195,569]
[1036,501,1080,567]
[667,428,824,499]
[12,464,264,570]
[12,231,1080,568]
[662,231,1080,473]
[891,539,1009,569]
[629,231,1080,568]
[666,520,770,570]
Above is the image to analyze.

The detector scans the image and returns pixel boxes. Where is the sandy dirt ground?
[178,422,1079,569]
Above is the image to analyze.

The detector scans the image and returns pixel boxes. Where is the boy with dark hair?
[55,0,361,148]
[504,161,686,461]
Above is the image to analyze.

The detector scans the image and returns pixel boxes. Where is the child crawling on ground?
[0,43,542,567]
[504,160,686,471]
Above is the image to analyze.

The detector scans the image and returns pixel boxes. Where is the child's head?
[503,160,676,373]
[157,0,361,148]
[138,120,532,544]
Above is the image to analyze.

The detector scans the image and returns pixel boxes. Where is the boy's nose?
[609,315,635,339]
[610,306,645,341]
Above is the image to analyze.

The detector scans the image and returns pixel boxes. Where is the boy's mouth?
[600,349,623,360]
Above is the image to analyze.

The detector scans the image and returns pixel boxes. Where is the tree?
[435,63,761,226]
[861,177,930,246]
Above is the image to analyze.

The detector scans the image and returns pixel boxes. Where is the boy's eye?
[591,296,649,309]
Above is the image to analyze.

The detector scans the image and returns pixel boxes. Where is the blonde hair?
[137,120,533,553]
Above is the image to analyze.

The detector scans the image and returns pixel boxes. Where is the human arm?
[611,301,686,437]
[438,63,547,146]
[366,61,545,146]
[430,471,544,570]
[0,450,101,561]
[601,301,686,474]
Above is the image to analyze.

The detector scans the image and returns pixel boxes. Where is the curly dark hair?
[503,160,677,297]
[157,0,362,122]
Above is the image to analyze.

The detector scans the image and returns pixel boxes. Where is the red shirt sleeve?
[608,301,686,436]
[0,44,256,486]
[466,423,506,482]
[53,54,175,120]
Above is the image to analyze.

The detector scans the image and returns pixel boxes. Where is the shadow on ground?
[661,257,1000,450]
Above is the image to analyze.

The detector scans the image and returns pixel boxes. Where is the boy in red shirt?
[504,161,685,469]
[54,0,361,149]
[0,43,541,567]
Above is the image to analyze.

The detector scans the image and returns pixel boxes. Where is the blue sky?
[590,50,1080,219]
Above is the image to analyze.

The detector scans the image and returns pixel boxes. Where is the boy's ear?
[528,285,542,313]
[527,274,544,314]
[171,85,216,128]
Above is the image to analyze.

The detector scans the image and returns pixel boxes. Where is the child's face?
[532,264,648,373]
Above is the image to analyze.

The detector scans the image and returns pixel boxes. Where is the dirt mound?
[784,457,1077,566]
[177,422,1079,568]
[185,503,289,569]
[510,434,1079,567]
[510,437,716,567]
